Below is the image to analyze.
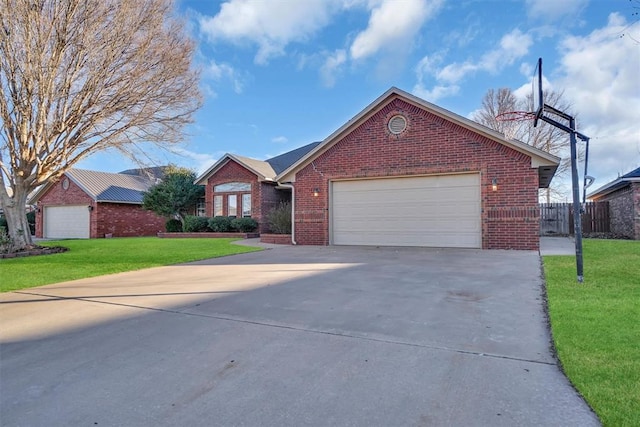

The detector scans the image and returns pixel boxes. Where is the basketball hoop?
[495,111,536,122]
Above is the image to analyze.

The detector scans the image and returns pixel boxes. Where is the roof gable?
[195,141,322,185]
[30,169,156,204]
[276,87,560,188]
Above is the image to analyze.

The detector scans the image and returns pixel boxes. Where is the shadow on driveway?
[0,245,599,426]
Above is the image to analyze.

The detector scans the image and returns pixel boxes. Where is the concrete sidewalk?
[0,246,599,426]
[540,236,576,255]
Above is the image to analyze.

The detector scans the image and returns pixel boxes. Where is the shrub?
[231,217,258,233]
[0,227,13,253]
[183,215,210,232]
[165,218,182,232]
[26,211,36,235]
[0,213,36,235]
[208,216,233,232]
[266,202,291,234]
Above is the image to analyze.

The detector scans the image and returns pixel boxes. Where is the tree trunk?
[0,184,33,251]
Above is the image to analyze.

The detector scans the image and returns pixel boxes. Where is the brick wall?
[204,160,285,233]
[35,176,94,238]
[292,97,540,250]
[95,203,166,238]
[260,182,290,232]
[599,184,640,239]
[35,174,166,238]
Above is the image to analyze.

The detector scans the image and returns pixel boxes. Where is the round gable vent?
[388,115,407,135]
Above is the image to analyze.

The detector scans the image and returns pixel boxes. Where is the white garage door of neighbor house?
[331,174,481,248]
[44,206,90,239]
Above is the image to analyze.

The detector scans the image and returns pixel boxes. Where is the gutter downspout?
[279,183,296,245]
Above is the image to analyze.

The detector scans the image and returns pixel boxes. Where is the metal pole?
[569,116,584,282]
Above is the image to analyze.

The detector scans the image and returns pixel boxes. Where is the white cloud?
[413,29,532,102]
[205,60,246,94]
[171,148,223,175]
[271,136,288,144]
[350,0,442,61]
[525,0,588,21]
[199,0,339,64]
[554,13,640,184]
[413,84,460,102]
[435,29,533,84]
[320,49,347,87]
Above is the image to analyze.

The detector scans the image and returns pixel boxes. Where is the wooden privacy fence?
[540,202,610,235]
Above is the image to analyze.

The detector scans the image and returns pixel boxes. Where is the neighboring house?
[31,168,167,239]
[588,166,640,240]
[197,87,560,250]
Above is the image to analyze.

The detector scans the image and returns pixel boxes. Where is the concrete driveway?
[0,245,598,426]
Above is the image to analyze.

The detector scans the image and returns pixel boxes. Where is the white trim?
[275,87,560,183]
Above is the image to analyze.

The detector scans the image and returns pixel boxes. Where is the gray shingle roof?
[266,141,322,175]
[119,166,169,181]
[195,141,323,184]
[66,169,156,204]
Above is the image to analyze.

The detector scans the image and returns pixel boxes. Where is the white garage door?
[331,174,481,248]
[44,206,90,239]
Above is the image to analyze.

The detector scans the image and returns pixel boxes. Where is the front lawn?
[0,237,261,292]
[544,239,639,427]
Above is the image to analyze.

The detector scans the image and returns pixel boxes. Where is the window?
[214,182,251,192]
[228,195,237,217]
[242,194,251,217]
[214,195,223,217]
[196,198,206,217]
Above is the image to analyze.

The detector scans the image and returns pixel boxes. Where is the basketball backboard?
[533,57,544,127]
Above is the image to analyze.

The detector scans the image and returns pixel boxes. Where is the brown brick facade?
[595,183,640,239]
[291,98,540,250]
[35,175,166,238]
[203,160,284,233]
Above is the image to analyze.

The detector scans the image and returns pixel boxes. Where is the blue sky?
[78,0,640,200]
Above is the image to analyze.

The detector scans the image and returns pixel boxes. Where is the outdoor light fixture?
[313,188,320,197]
[87,205,94,211]
[492,178,498,192]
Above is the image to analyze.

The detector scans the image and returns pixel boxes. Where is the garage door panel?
[331,174,481,248]
[44,206,90,239]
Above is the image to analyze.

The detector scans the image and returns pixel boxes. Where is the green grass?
[0,237,261,292]
[544,239,640,427]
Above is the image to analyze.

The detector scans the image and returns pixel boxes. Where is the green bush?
[208,216,233,232]
[165,218,182,232]
[183,215,210,232]
[266,202,291,234]
[0,213,36,235]
[26,211,35,235]
[231,217,258,233]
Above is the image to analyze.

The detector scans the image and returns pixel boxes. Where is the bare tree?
[0,0,201,250]
[473,87,575,202]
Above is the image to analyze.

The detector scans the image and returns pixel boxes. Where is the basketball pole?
[569,117,584,283]
[538,105,588,283]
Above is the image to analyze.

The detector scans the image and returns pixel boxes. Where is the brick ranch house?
[197,87,560,250]
[588,166,640,239]
[31,168,167,239]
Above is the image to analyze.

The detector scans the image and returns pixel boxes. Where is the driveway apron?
[0,246,599,426]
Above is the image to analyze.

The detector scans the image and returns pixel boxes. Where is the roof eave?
[95,200,143,205]
[275,87,560,183]
[195,154,269,185]
[588,177,640,199]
